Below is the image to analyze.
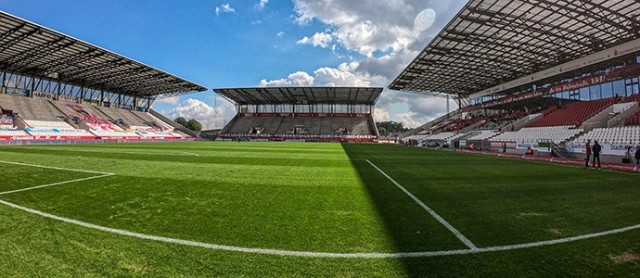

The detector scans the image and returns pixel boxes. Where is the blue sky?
[0,0,468,129]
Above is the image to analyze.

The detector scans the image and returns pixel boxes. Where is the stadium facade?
[391,0,640,163]
[0,11,207,143]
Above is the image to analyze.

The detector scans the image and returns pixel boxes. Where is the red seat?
[528,98,617,127]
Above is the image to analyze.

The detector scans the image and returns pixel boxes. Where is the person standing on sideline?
[585,140,592,168]
[635,146,640,171]
[592,140,602,168]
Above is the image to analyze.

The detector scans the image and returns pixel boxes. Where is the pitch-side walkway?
[456,149,640,173]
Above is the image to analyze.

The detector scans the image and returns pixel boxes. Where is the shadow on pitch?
[340,143,470,277]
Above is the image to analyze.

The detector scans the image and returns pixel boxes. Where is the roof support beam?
[11,41,77,73]
[1,36,66,66]
[0,27,40,53]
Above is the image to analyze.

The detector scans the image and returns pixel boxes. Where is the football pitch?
[0,141,639,277]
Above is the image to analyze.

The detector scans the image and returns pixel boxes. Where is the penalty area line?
[366,159,478,250]
[0,160,115,195]
[0,160,112,175]
[0,173,114,196]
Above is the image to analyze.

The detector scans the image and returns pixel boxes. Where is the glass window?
[589,85,601,100]
[612,80,625,97]
[579,87,590,100]
[601,82,613,98]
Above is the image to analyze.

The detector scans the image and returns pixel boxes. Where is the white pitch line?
[174,151,200,157]
[0,173,114,196]
[0,160,112,175]
[366,159,478,250]
[1,197,639,258]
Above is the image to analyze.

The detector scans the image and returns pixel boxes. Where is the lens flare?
[415,9,436,31]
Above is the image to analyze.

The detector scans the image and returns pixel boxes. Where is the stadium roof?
[0,10,207,97]
[214,87,383,105]
[389,0,640,98]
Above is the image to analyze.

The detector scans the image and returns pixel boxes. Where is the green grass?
[0,142,639,277]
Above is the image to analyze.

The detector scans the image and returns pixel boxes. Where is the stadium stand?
[421,132,466,141]
[572,126,640,146]
[0,94,68,124]
[0,127,31,140]
[131,110,176,130]
[94,106,184,139]
[49,101,137,138]
[624,94,640,125]
[0,94,99,139]
[527,98,619,128]
[467,130,500,141]
[96,106,147,128]
[388,0,640,163]
[0,10,206,144]
[214,87,380,142]
[490,126,584,144]
[626,110,640,126]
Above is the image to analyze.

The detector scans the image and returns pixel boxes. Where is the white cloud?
[215,3,235,15]
[153,96,180,105]
[296,32,333,48]
[374,91,459,128]
[168,98,228,129]
[257,0,268,10]
[292,0,426,57]
[277,31,285,38]
[259,71,315,87]
[259,0,467,128]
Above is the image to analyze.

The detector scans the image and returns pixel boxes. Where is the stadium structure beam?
[215,87,382,106]
[276,87,296,103]
[443,30,552,63]
[255,87,281,103]
[552,0,635,39]
[37,49,105,74]
[119,79,172,94]
[460,11,582,56]
[237,88,262,104]
[91,67,154,85]
[0,11,207,98]
[10,40,77,73]
[0,27,40,54]
[391,0,640,97]
[56,59,126,80]
[0,21,26,39]
[2,36,66,66]
[129,82,186,96]
[72,61,135,81]
[530,0,616,41]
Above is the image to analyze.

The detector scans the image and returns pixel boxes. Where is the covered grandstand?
[0,11,207,143]
[214,87,381,142]
[391,0,640,162]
